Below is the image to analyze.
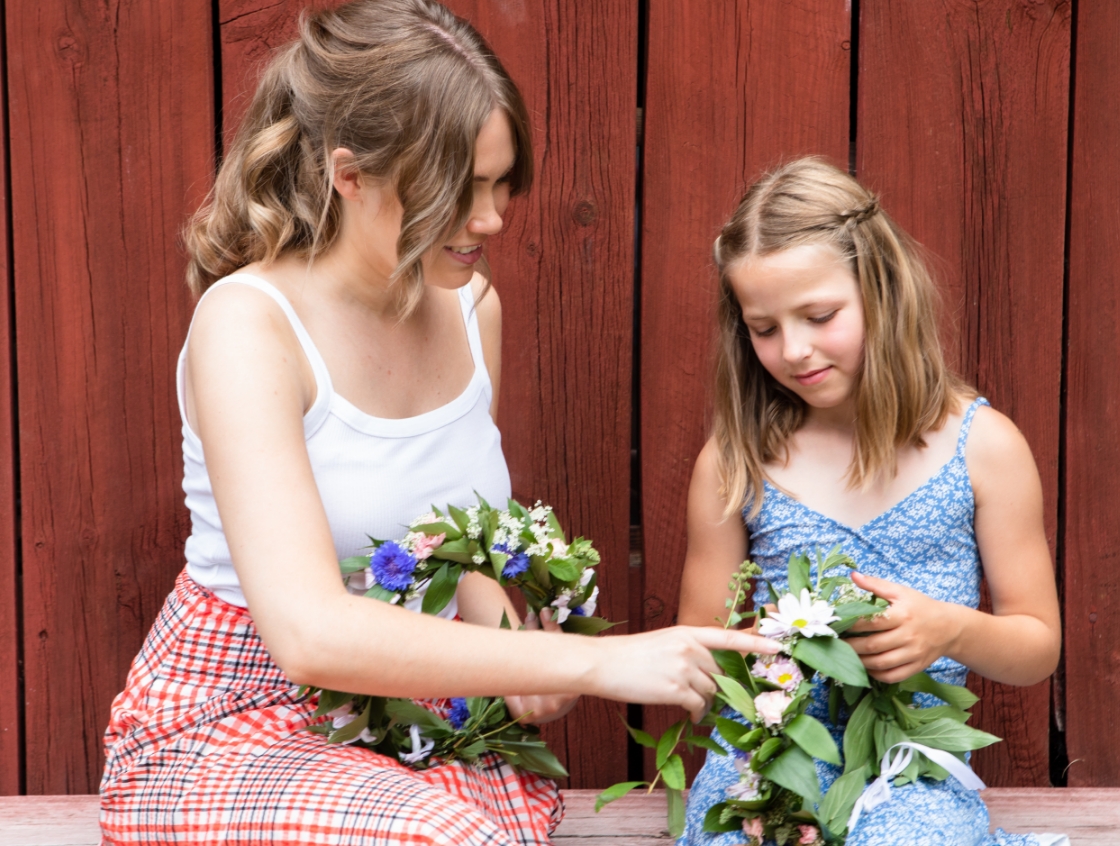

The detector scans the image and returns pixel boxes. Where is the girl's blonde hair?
[184,0,532,312]
[713,157,971,518]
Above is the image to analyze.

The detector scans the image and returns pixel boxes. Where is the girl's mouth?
[445,244,483,265]
[793,366,832,386]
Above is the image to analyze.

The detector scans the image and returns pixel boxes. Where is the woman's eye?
[809,310,837,324]
[751,325,777,338]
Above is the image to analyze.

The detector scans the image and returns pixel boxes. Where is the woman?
[99,2,779,844]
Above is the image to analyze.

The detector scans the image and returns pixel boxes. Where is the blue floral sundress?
[680,399,1067,846]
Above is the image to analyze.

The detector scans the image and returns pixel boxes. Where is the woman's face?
[424,108,517,290]
[726,242,866,422]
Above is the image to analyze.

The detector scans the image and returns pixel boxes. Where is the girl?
[98,3,779,844]
[677,158,1066,846]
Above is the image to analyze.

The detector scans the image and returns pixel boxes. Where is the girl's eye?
[751,325,777,338]
[809,310,837,324]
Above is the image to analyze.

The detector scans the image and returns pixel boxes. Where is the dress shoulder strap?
[955,396,991,456]
[456,281,490,386]
[177,274,333,436]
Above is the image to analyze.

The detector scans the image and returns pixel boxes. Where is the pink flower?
[753,690,793,727]
[409,532,446,560]
[751,654,804,691]
[798,823,821,844]
[742,817,764,841]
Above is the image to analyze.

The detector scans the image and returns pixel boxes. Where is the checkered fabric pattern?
[100,570,563,845]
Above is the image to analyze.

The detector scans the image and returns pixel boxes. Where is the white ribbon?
[847,741,986,834]
[398,723,435,764]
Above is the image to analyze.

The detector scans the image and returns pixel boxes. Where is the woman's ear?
[330,148,363,201]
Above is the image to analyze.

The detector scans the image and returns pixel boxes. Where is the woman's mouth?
[793,366,832,386]
[445,243,484,265]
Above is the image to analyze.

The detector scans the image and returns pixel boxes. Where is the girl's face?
[423,108,517,290]
[727,243,865,422]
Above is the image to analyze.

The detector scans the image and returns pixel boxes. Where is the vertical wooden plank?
[220,0,636,789]
[1064,0,1120,788]
[858,0,1070,787]
[640,0,850,777]
[7,2,211,792]
[0,0,21,796]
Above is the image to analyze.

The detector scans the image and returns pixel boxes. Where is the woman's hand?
[589,627,782,723]
[844,571,965,683]
[506,609,580,724]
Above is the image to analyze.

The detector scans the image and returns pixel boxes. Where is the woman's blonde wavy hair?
[713,157,972,518]
[184,0,532,313]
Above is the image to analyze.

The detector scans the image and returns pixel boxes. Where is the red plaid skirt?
[101,570,563,845]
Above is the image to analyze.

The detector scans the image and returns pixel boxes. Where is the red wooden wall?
[0,0,1116,795]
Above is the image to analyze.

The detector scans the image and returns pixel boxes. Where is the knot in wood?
[572,200,598,227]
[643,595,665,619]
[56,34,81,61]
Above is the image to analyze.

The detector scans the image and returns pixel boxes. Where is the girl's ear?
[330,148,363,201]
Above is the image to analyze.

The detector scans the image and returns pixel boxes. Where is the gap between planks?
[2,789,1119,846]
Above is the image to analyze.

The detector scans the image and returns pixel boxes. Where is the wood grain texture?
[857,0,1071,787]
[1063,0,1120,788]
[6,1,212,792]
[220,0,637,788]
[639,0,850,778]
[0,14,20,797]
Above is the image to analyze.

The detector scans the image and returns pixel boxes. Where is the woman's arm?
[678,438,751,628]
[848,407,1062,686]
[186,286,779,721]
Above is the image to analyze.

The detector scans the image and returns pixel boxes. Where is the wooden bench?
[2,789,1117,845]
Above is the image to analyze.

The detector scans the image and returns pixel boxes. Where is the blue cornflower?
[501,552,531,579]
[570,604,587,617]
[448,697,470,730]
[369,541,418,592]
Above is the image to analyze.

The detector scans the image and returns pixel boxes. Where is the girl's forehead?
[728,243,856,309]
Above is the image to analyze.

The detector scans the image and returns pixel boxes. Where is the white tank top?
[177,274,512,614]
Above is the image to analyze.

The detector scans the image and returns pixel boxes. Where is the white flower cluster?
[550,567,598,624]
[834,582,873,605]
[490,510,526,550]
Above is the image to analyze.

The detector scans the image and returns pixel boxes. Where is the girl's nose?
[468,198,504,236]
[782,329,812,363]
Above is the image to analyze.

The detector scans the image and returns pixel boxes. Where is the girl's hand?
[590,627,782,723]
[844,571,965,683]
[506,609,580,724]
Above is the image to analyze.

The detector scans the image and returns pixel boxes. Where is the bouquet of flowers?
[598,547,999,845]
[302,495,613,778]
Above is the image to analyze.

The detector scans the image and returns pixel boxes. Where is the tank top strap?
[457,281,490,386]
[954,396,991,457]
[178,274,333,436]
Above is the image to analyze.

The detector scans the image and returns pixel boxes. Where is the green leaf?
[712,650,755,691]
[421,562,461,615]
[905,717,1001,752]
[787,552,812,596]
[792,636,869,687]
[715,717,757,749]
[754,736,785,766]
[622,719,657,749]
[594,781,647,812]
[667,786,686,839]
[686,734,729,756]
[898,672,980,710]
[785,713,841,765]
[547,558,580,582]
[448,504,471,533]
[529,556,552,590]
[504,742,569,778]
[561,615,620,636]
[459,738,488,759]
[384,699,450,732]
[759,744,821,801]
[339,556,370,574]
[713,675,758,723]
[842,694,876,774]
[702,803,743,833]
[656,720,686,769]
[327,699,371,744]
[432,538,475,564]
[661,753,687,790]
[363,585,399,603]
[412,520,462,541]
[819,763,870,835]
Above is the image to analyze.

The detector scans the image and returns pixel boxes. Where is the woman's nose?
[468,197,504,236]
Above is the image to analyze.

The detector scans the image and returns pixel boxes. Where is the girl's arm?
[848,407,1061,686]
[186,285,778,721]
[678,438,751,628]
